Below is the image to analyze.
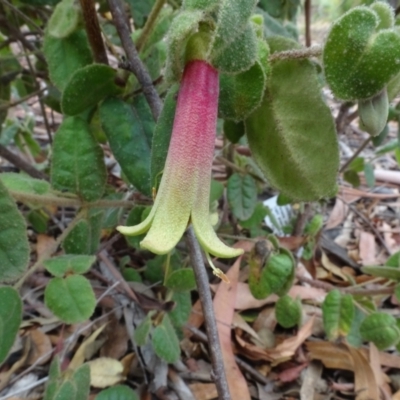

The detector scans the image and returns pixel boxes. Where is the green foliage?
[0,180,29,282]
[359,312,400,350]
[43,29,93,91]
[165,269,196,292]
[51,117,106,201]
[323,5,400,100]
[61,64,122,115]
[358,89,389,136]
[169,291,192,327]
[322,290,354,341]
[134,314,153,346]
[100,97,152,196]
[223,120,245,144]
[219,60,267,121]
[0,287,22,364]
[275,295,302,328]
[183,0,219,11]
[246,36,339,201]
[227,173,257,220]
[370,1,394,30]
[45,275,96,324]
[44,255,96,277]
[152,314,180,363]
[0,173,50,195]
[95,385,139,400]
[47,0,81,39]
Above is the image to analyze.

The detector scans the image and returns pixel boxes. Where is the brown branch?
[0,144,48,180]
[79,0,109,64]
[186,227,231,400]
[304,0,311,47]
[107,0,163,120]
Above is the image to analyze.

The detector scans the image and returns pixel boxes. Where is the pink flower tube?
[117,60,243,259]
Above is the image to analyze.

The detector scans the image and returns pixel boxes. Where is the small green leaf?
[239,203,268,230]
[165,269,196,292]
[0,173,50,195]
[0,180,29,282]
[245,36,339,201]
[100,97,152,196]
[370,1,395,30]
[62,64,122,115]
[364,163,376,188]
[360,312,400,350]
[134,314,153,346]
[51,117,106,202]
[150,85,179,189]
[71,363,90,400]
[322,290,354,341]
[63,210,104,255]
[275,295,302,328]
[43,357,62,400]
[361,265,400,280]
[323,6,400,100]
[183,0,219,11]
[223,120,245,144]
[165,10,204,83]
[169,291,191,328]
[44,255,96,277]
[344,169,360,187]
[305,214,323,237]
[47,0,81,39]
[358,89,389,136]
[219,60,266,122]
[386,251,400,267]
[43,29,93,91]
[152,314,180,363]
[45,275,96,324]
[227,173,257,221]
[0,287,22,364]
[95,385,139,400]
[53,380,77,400]
[211,23,258,74]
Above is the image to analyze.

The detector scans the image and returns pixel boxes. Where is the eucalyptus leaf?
[245,36,339,201]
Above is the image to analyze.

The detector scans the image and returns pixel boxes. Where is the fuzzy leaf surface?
[245,36,339,201]
[51,117,106,202]
[0,287,22,364]
[44,255,96,277]
[0,180,29,282]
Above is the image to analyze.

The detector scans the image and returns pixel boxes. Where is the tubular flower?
[117,59,243,260]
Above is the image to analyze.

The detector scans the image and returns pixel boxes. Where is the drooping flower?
[117,60,243,261]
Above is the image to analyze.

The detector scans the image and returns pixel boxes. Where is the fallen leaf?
[358,231,376,266]
[326,198,349,230]
[36,234,56,260]
[100,318,129,359]
[87,357,125,388]
[320,251,348,282]
[25,329,52,365]
[278,363,308,382]
[189,382,218,400]
[213,257,251,400]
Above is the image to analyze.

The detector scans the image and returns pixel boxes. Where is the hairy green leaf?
[275,295,302,328]
[134,314,152,346]
[152,314,180,363]
[169,291,191,328]
[227,173,257,220]
[360,312,400,350]
[95,385,139,400]
[323,6,400,100]
[44,255,96,277]
[0,180,29,282]
[245,36,339,201]
[165,269,196,292]
[62,64,122,115]
[0,173,50,195]
[47,0,81,39]
[322,290,354,341]
[45,275,96,324]
[0,287,22,364]
[51,117,106,202]
[43,29,93,91]
[100,97,152,196]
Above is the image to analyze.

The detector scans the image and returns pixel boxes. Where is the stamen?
[206,252,230,283]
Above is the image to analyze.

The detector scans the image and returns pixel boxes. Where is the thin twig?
[0,144,48,180]
[107,0,163,120]
[269,46,322,62]
[136,0,166,52]
[0,87,46,111]
[304,0,311,47]
[0,0,43,34]
[186,227,231,400]
[339,136,372,173]
[79,0,109,64]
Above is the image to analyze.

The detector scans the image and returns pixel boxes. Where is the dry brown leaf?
[358,231,377,266]
[25,329,52,365]
[234,283,325,310]
[369,343,392,399]
[393,390,400,400]
[306,342,354,370]
[100,319,129,359]
[320,251,348,281]
[213,256,251,400]
[36,234,56,259]
[87,357,125,388]
[69,324,107,370]
[232,312,260,341]
[326,198,349,229]
[189,382,218,400]
[346,345,379,400]
[184,299,204,338]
